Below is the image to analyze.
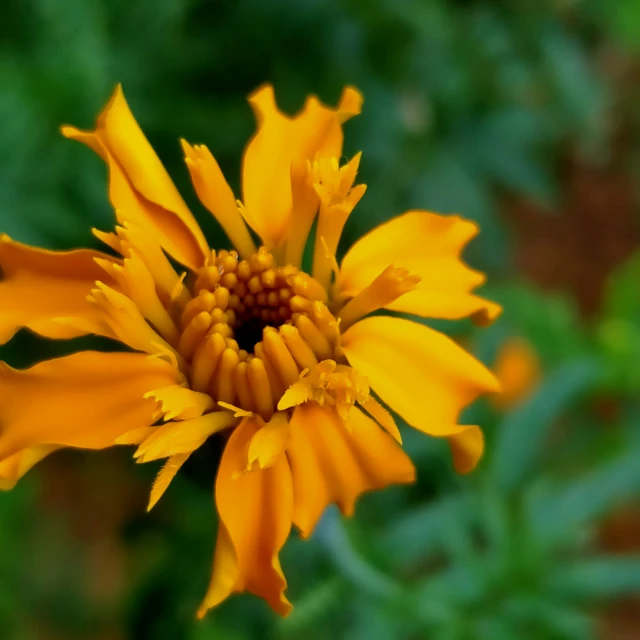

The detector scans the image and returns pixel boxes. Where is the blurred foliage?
[2,0,640,639]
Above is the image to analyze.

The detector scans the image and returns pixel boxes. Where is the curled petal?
[241,84,362,249]
[0,352,178,470]
[287,403,415,539]
[0,235,116,344]
[337,211,501,324]
[342,316,500,473]
[62,85,208,270]
[199,416,293,617]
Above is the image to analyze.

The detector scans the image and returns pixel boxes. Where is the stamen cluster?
[178,247,341,420]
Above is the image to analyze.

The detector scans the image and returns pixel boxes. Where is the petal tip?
[339,86,364,117]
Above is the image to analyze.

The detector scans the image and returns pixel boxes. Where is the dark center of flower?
[176,247,339,420]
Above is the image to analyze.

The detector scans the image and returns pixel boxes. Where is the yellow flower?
[0,85,501,616]
[491,337,541,411]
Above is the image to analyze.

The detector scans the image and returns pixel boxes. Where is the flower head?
[0,84,501,616]
[491,337,541,411]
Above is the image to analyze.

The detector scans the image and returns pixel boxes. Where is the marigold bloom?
[491,337,541,411]
[0,85,501,616]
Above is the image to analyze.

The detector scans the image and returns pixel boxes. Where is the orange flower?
[492,337,541,411]
[0,85,501,616]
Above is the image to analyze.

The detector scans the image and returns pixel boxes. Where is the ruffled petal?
[199,416,293,617]
[341,316,500,473]
[0,445,60,490]
[241,85,362,249]
[337,211,501,324]
[0,235,115,344]
[0,351,178,466]
[287,403,415,539]
[62,85,208,271]
[181,140,257,260]
[88,282,185,369]
[246,412,290,471]
[132,411,237,463]
[143,385,215,421]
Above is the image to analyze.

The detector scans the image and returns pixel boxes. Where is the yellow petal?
[0,352,178,467]
[115,426,157,445]
[100,249,180,344]
[62,85,208,271]
[246,412,290,471]
[199,416,293,617]
[105,221,186,304]
[360,397,402,444]
[89,282,184,369]
[133,411,237,463]
[181,140,256,259]
[337,211,501,324]
[0,234,115,344]
[144,385,215,421]
[387,290,501,326]
[147,452,191,511]
[287,404,415,539]
[341,316,499,472]
[447,426,485,474]
[0,445,60,490]
[241,85,362,249]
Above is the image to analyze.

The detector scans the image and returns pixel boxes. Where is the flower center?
[177,247,340,420]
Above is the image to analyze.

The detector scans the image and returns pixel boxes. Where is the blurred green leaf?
[601,251,640,319]
[277,579,345,637]
[599,0,640,51]
[492,358,599,493]
[548,557,640,601]
[502,597,594,640]
[528,448,640,543]
[316,508,402,602]
[381,496,472,568]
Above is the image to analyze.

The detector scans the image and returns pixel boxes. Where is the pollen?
[178,247,340,420]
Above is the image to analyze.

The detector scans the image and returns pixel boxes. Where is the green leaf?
[278,579,345,637]
[529,449,640,542]
[601,251,640,319]
[316,508,403,601]
[411,149,509,271]
[492,358,599,493]
[381,496,472,568]
[502,597,594,640]
[547,557,640,601]
[601,0,640,51]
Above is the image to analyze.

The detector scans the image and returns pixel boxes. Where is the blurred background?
[2,0,640,638]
